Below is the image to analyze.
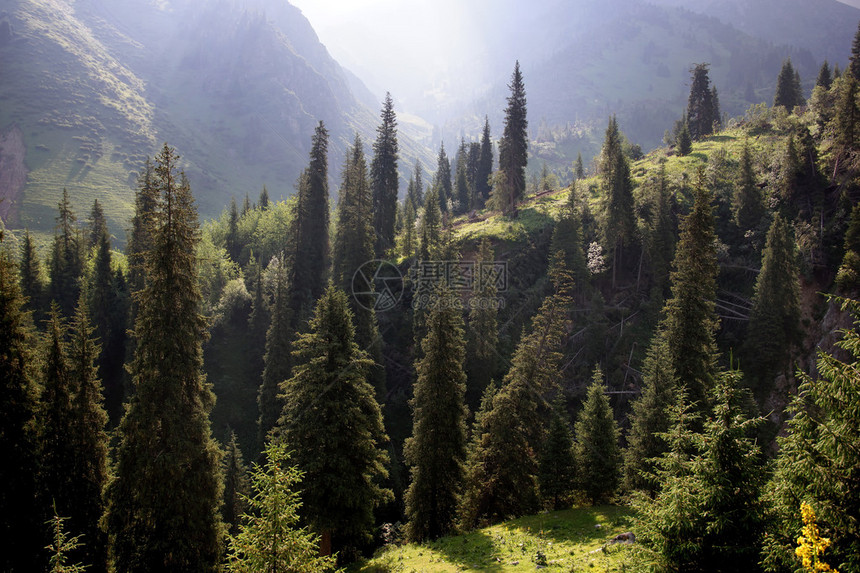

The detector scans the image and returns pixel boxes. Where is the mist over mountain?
[1,0,858,235]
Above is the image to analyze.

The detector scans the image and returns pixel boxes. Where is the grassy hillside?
[350,506,634,573]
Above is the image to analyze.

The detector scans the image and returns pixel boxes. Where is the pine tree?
[225,441,336,573]
[434,143,452,214]
[259,185,270,210]
[258,256,291,448]
[660,171,719,414]
[676,120,693,156]
[49,189,83,317]
[575,366,621,505]
[599,116,637,287]
[222,431,250,538]
[38,305,79,524]
[687,63,716,139]
[289,121,330,327]
[67,294,109,572]
[711,86,722,130]
[404,285,468,542]
[732,140,765,233]
[371,93,399,255]
[0,235,42,571]
[833,70,860,152]
[419,188,443,260]
[550,186,589,288]
[402,200,416,259]
[242,193,251,216]
[817,61,833,90]
[694,370,767,570]
[331,133,385,398]
[277,286,391,556]
[476,117,494,204]
[574,152,585,180]
[88,225,126,423]
[498,61,528,217]
[466,238,500,408]
[104,144,225,572]
[837,202,860,291]
[226,196,241,263]
[88,199,108,250]
[644,161,676,296]
[459,256,572,527]
[744,215,801,399]
[763,297,860,572]
[538,398,575,510]
[453,140,470,213]
[623,337,677,493]
[126,158,159,300]
[774,58,804,112]
[19,228,44,317]
[46,511,88,573]
[851,20,860,79]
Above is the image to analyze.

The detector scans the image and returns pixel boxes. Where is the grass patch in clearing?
[351,505,634,573]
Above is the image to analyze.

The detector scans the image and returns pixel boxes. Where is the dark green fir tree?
[404,285,468,542]
[49,189,83,317]
[104,144,225,572]
[575,366,621,505]
[459,255,572,527]
[774,58,804,112]
[88,199,108,250]
[599,115,637,287]
[676,120,693,156]
[538,398,576,510]
[371,93,399,255]
[476,116,494,204]
[19,228,45,318]
[763,297,860,573]
[817,60,833,90]
[498,61,528,217]
[732,140,765,234]
[67,294,109,572]
[257,256,291,448]
[687,63,717,139]
[466,237,501,409]
[222,430,250,538]
[277,286,391,556]
[744,215,801,400]
[0,232,42,571]
[851,20,860,79]
[434,143,452,214]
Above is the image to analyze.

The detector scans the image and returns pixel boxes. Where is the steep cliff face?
[0,0,379,235]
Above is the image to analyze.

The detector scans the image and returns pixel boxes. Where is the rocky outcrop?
[0,124,27,226]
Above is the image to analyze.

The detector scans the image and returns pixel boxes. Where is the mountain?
[0,0,432,240]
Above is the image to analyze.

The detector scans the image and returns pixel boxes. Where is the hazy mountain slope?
[0,0,390,238]
[646,0,860,64]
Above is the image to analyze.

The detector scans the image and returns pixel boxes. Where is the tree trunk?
[320,530,332,557]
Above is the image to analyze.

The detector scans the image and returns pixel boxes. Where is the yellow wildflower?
[795,502,839,573]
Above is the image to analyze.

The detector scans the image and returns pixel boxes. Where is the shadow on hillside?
[707,135,734,143]
[428,529,505,572]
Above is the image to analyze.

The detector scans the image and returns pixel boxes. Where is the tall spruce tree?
[476,117,494,204]
[659,170,719,414]
[459,255,572,527]
[332,133,385,398]
[257,256,291,448]
[550,186,589,289]
[49,189,83,317]
[67,294,109,572]
[222,431,250,538]
[744,215,801,399]
[817,61,833,90]
[599,116,637,288]
[226,196,241,263]
[575,366,621,505]
[454,140,471,213]
[277,286,391,556]
[763,297,860,573]
[88,199,108,250]
[0,234,42,571]
[19,228,44,317]
[434,143,452,214]
[574,152,585,180]
[104,144,224,572]
[538,398,576,510]
[732,140,765,233]
[623,337,678,493]
[851,20,860,79]
[126,158,158,308]
[371,93,399,255]
[687,63,717,139]
[774,58,804,112]
[466,237,500,408]
[38,305,78,526]
[833,70,860,152]
[289,121,330,327]
[404,285,468,542]
[498,61,528,217]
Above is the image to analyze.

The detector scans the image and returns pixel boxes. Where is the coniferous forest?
[4,5,860,573]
